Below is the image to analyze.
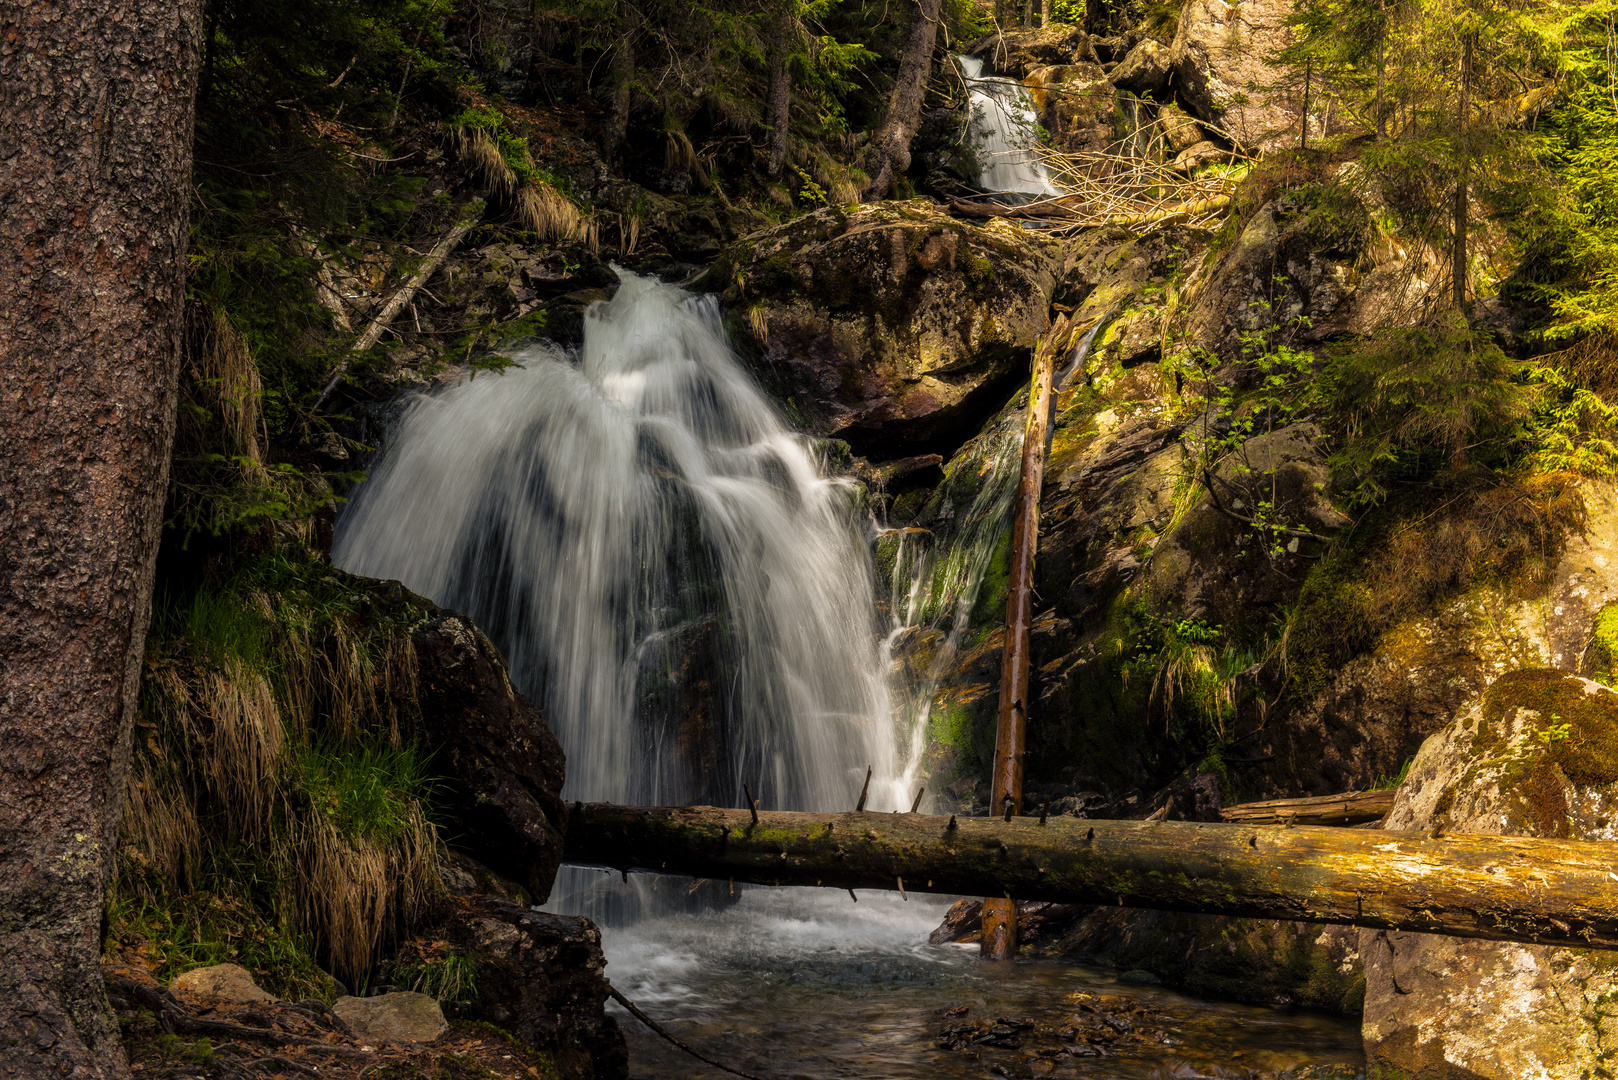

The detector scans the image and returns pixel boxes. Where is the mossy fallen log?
[563,803,1618,951]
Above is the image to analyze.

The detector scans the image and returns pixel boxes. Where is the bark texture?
[983,314,1072,959]
[863,0,944,199]
[565,804,1618,951]
[0,3,203,1077]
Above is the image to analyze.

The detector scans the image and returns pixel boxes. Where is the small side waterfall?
[957,55,1061,201]
[334,271,907,837]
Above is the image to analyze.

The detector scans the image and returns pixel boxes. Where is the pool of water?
[596,883,1365,1080]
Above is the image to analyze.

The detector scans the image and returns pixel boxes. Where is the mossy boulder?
[1362,669,1618,1079]
[721,200,1065,455]
[1146,423,1347,627]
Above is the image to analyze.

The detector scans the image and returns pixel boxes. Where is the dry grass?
[291,810,441,987]
[201,659,286,838]
[123,767,203,892]
[455,127,590,241]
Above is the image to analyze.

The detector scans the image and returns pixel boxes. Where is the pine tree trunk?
[0,4,203,1077]
[1451,30,1474,310]
[765,42,793,177]
[864,0,944,200]
[603,4,639,164]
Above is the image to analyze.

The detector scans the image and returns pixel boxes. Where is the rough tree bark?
[602,2,639,164]
[864,0,945,200]
[565,804,1618,951]
[765,9,797,177]
[0,3,204,1077]
[982,314,1072,960]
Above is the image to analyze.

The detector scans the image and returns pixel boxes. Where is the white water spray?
[334,271,908,827]
[957,55,1062,200]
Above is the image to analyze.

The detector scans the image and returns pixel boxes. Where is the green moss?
[1590,603,1618,687]
[1482,668,1618,786]
[968,529,1013,626]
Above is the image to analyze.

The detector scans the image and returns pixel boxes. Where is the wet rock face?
[455,898,629,1080]
[1361,669,1618,1079]
[720,201,1064,456]
[409,604,568,904]
[1170,0,1302,151]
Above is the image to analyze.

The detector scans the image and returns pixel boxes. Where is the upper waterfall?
[333,270,907,815]
[957,55,1062,201]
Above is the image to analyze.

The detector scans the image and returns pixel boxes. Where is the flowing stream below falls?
[335,271,1364,1078]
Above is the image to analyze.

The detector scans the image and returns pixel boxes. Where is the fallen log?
[563,803,1618,951]
[1219,789,1394,827]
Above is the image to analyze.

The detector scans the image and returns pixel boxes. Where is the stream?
[599,886,1364,1080]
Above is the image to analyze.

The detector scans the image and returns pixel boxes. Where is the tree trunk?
[863,0,944,200]
[602,3,638,164]
[982,314,1071,960]
[765,42,793,177]
[565,804,1618,951]
[1452,30,1473,310]
[0,3,204,1077]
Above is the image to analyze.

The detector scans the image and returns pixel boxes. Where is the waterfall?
[957,55,1061,201]
[334,271,907,838]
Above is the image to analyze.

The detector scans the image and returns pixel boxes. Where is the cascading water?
[957,55,1061,201]
[334,271,912,900]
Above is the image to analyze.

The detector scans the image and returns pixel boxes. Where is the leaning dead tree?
[565,804,1618,951]
[981,313,1073,959]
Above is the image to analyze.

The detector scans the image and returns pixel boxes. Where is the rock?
[456,897,628,1080]
[169,963,275,1004]
[1170,0,1302,151]
[1025,64,1117,156]
[1156,103,1206,153]
[964,24,1092,78]
[1056,909,1364,1012]
[1181,194,1369,362]
[1361,668,1618,1078]
[407,600,567,903]
[1168,139,1229,174]
[1108,39,1172,99]
[333,991,448,1044]
[720,201,1065,455]
[1146,423,1349,627]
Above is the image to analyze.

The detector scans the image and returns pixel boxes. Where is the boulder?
[1181,195,1368,362]
[1361,669,1618,1078]
[1109,39,1173,99]
[719,201,1065,455]
[1025,64,1117,157]
[1170,0,1301,151]
[1156,103,1206,153]
[964,24,1092,78]
[1146,423,1348,627]
[334,991,448,1044]
[169,963,275,1005]
[456,898,628,1080]
[408,602,567,903]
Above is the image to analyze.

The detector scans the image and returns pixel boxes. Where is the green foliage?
[120,553,442,990]
[295,738,439,845]
[1308,316,1532,505]
[106,882,336,1001]
[390,940,480,1006]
